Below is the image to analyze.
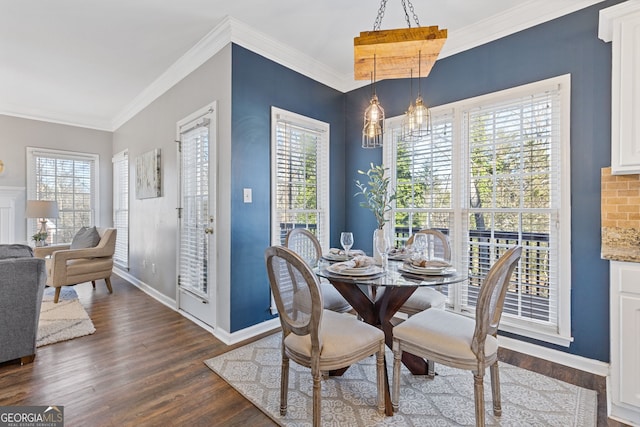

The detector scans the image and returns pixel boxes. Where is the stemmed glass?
[340,232,354,260]
[412,233,428,260]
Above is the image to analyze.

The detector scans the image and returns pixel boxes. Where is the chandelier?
[355,0,446,148]
[362,55,385,148]
[401,50,431,141]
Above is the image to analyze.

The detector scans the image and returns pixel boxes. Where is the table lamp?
[25,200,59,243]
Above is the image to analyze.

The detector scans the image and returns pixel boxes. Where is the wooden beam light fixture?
[354,0,447,81]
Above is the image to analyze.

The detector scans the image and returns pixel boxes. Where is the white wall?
[0,115,113,243]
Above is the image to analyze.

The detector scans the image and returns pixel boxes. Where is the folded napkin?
[331,255,375,271]
[328,248,365,256]
[389,247,408,256]
[410,256,451,268]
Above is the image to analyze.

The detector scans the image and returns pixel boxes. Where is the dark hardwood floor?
[0,276,623,426]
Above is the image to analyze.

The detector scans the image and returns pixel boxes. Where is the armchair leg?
[20,354,36,365]
[92,280,96,289]
[54,287,61,303]
[105,277,113,294]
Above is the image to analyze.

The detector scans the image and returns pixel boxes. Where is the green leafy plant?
[355,163,397,230]
[31,231,47,243]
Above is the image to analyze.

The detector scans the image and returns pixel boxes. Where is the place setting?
[322,232,384,279]
[321,231,365,262]
[397,233,455,277]
[398,257,455,276]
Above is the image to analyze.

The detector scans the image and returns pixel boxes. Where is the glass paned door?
[177,104,216,327]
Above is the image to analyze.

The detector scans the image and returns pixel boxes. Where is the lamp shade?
[25,200,59,219]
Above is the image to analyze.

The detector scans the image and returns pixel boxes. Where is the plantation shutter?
[386,111,455,247]
[463,86,562,332]
[112,150,129,268]
[178,122,210,296]
[271,108,329,249]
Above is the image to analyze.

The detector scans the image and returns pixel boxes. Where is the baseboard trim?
[113,269,280,346]
[212,318,281,346]
[113,268,176,310]
[498,335,610,377]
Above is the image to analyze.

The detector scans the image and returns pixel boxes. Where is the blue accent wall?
[345,1,623,362]
[230,44,345,331]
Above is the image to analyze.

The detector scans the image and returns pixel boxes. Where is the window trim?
[26,147,100,243]
[270,106,330,249]
[384,74,572,346]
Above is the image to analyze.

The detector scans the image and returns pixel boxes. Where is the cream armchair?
[35,227,117,303]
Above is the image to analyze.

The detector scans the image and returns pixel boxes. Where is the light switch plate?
[243,188,252,203]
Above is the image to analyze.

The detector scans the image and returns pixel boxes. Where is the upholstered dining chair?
[391,246,522,427]
[285,228,352,313]
[265,245,385,427]
[35,227,117,303]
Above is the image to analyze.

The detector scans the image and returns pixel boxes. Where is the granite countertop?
[602,227,640,263]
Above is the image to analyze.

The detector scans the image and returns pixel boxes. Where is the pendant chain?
[373,0,420,31]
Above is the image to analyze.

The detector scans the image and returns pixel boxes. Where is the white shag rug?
[37,287,95,347]
[205,333,597,427]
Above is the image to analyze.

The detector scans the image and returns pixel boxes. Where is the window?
[113,150,129,269]
[26,147,100,244]
[384,75,572,346]
[271,107,330,249]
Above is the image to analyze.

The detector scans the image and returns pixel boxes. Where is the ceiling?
[0,0,603,131]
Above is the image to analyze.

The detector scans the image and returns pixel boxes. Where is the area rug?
[36,287,95,347]
[205,333,597,426]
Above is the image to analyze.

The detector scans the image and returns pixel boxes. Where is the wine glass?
[340,232,354,260]
[412,233,428,260]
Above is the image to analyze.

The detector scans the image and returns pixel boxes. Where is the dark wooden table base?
[329,280,429,416]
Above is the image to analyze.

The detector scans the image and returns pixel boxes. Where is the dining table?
[316,256,468,416]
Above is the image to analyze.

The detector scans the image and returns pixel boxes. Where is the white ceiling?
[0,0,603,131]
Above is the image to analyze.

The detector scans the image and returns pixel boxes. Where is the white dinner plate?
[327,264,382,276]
[323,250,364,261]
[323,253,351,261]
[400,263,455,276]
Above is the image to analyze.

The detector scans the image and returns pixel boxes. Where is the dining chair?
[265,245,385,427]
[391,246,522,427]
[400,229,451,315]
[285,228,352,313]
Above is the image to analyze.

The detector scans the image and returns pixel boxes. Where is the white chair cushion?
[401,288,446,314]
[320,282,351,312]
[393,309,498,362]
[285,310,383,365]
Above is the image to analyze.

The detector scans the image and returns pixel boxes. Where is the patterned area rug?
[205,333,597,426]
[37,287,95,347]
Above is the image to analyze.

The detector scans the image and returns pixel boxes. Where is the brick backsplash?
[601,167,640,229]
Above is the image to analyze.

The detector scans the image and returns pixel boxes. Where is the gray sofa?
[0,244,46,365]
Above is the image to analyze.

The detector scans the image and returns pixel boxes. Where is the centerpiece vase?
[373,228,385,266]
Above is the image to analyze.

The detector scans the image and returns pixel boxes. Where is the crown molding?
[0,107,112,131]
[439,0,605,59]
[111,16,352,131]
[228,17,351,92]
[111,16,233,130]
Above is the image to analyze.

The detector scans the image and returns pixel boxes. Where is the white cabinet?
[609,261,640,426]
[599,2,640,175]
